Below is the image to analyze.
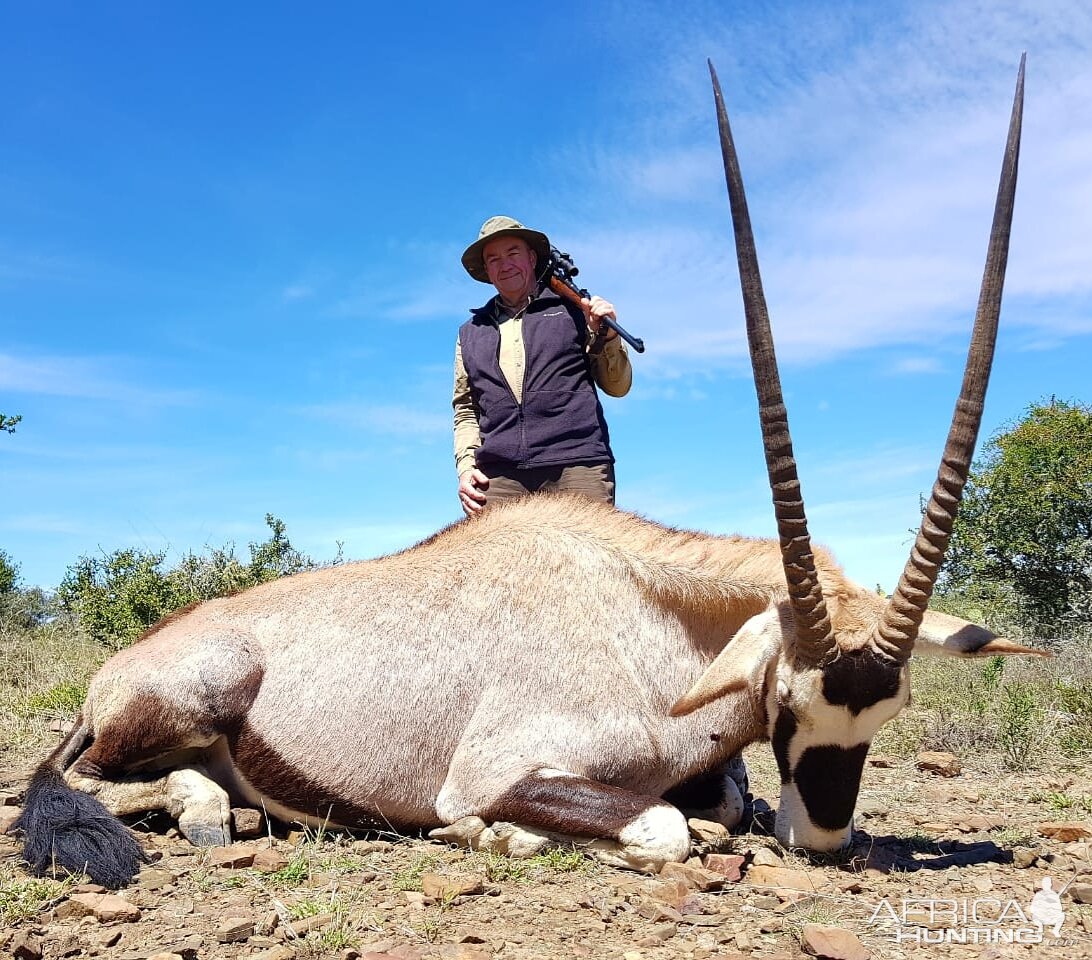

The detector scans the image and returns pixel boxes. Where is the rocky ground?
[1,743,1090,960]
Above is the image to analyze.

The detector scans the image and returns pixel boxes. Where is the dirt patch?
[2,742,1090,960]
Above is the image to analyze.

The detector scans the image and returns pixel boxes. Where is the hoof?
[181,823,231,847]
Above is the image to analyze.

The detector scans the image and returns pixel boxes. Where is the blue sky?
[2,0,1090,593]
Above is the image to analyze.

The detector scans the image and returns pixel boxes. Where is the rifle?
[545,247,646,353]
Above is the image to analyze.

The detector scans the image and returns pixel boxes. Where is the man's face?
[483,236,537,303]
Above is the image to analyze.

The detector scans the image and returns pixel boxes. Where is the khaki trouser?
[480,463,616,507]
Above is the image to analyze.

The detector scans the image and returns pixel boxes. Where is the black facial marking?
[771,709,798,785]
[821,648,902,715]
[794,743,870,830]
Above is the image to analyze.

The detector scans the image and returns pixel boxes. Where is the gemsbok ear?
[670,608,783,717]
[913,609,1051,659]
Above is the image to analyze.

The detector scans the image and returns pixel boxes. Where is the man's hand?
[581,295,618,340]
[458,468,489,516]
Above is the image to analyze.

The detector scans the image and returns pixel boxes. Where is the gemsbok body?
[16,58,1040,889]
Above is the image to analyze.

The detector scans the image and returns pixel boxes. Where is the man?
[454,216,632,516]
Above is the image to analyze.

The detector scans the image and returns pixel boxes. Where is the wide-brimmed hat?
[461,216,551,283]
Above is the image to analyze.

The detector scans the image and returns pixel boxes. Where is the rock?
[0,790,20,805]
[1070,883,1092,904]
[749,847,784,867]
[89,929,123,949]
[216,917,255,943]
[286,912,337,935]
[867,755,895,768]
[49,718,75,734]
[137,867,175,889]
[659,861,725,891]
[0,806,21,834]
[251,948,296,960]
[703,853,745,881]
[421,872,485,898]
[635,923,677,947]
[9,931,42,960]
[915,751,961,777]
[962,814,1004,832]
[429,816,488,849]
[800,924,871,960]
[231,806,265,837]
[1039,821,1092,842]
[744,865,817,894]
[147,954,184,960]
[208,846,256,868]
[253,848,291,872]
[403,891,429,910]
[255,909,281,935]
[971,876,993,892]
[67,892,142,922]
[687,818,730,843]
[1013,848,1039,869]
[436,947,491,960]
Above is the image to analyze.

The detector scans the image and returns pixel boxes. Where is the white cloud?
[0,352,199,405]
[302,401,448,438]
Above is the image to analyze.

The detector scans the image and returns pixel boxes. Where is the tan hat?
[461,216,551,283]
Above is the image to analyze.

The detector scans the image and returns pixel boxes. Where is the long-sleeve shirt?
[453,304,631,476]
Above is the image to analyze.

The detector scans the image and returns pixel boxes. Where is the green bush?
[58,515,316,649]
[938,399,1092,636]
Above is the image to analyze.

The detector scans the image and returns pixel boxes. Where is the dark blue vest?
[459,289,613,470]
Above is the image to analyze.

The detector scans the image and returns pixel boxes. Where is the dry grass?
[0,606,105,766]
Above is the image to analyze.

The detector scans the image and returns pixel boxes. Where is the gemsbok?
[16,57,1040,889]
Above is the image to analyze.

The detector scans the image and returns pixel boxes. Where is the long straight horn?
[709,60,834,667]
[877,55,1025,662]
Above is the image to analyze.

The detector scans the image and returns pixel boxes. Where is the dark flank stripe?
[230,724,398,830]
[482,773,662,839]
[821,648,903,715]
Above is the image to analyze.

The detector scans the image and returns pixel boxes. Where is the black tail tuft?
[13,763,148,889]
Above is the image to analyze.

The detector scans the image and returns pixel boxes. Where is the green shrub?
[57,515,316,649]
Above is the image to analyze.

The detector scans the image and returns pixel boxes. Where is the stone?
[1069,883,1092,904]
[800,924,870,960]
[962,814,1004,832]
[1038,821,1092,842]
[1013,848,1039,869]
[702,853,745,881]
[660,861,725,891]
[0,806,21,834]
[749,846,785,867]
[253,848,291,872]
[66,892,142,922]
[635,922,677,947]
[687,818,730,843]
[420,872,485,899]
[9,931,43,960]
[285,911,336,935]
[147,954,184,960]
[231,806,265,837]
[744,865,817,894]
[867,755,895,768]
[251,948,296,960]
[915,751,961,777]
[137,868,175,889]
[0,790,19,805]
[216,917,255,943]
[208,846,256,868]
